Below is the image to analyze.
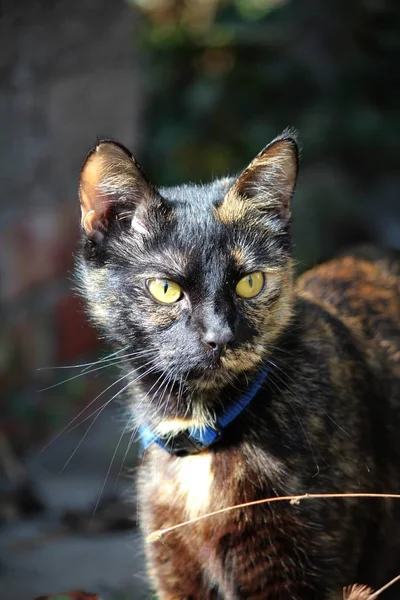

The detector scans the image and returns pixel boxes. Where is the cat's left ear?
[230,130,299,221]
[79,140,161,240]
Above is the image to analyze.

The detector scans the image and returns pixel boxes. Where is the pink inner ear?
[236,138,298,200]
[79,140,161,238]
[81,209,96,233]
[79,147,111,235]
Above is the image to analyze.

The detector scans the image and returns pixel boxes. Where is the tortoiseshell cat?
[78,131,400,599]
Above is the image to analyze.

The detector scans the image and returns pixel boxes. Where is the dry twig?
[147,492,400,542]
[343,574,400,599]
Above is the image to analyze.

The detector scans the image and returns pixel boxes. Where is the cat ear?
[230,130,299,220]
[79,140,159,239]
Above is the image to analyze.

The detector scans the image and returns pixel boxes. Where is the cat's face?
[78,132,298,394]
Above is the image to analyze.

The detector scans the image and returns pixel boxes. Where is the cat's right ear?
[220,131,299,225]
[79,140,159,240]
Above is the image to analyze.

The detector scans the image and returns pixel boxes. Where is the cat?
[77,131,400,599]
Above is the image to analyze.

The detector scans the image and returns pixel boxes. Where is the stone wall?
[0,0,143,450]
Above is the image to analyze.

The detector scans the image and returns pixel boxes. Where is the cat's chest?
[140,444,282,534]
[140,447,310,598]
[143,449,221,525]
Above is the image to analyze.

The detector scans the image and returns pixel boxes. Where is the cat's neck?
[128,363,270,439]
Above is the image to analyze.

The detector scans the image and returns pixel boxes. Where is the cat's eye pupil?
[235,271,264,299]
[146,278,182,304]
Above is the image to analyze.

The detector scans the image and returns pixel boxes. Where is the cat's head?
[77,131,298,406]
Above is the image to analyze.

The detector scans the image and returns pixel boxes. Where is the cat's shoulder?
[294,248,400,370]
[295,249,400,314]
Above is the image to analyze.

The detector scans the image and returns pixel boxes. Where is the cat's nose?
[202,328,235,357]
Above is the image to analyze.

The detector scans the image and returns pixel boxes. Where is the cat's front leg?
[146,533,219,600]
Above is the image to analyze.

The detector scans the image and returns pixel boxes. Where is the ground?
[0,408,149,600]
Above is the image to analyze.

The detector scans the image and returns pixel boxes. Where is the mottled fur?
[77,132,400,599]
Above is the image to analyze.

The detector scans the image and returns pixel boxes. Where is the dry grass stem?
[369,573,400,598]
[147,492,400,541]
[343,573,400,598]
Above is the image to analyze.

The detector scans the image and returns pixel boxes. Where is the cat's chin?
[186,364,232,390]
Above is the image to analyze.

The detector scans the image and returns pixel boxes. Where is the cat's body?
[139,254,400,600]
[78,133,400,599]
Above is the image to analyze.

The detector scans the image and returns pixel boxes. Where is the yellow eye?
[146,278,182,304]
[235,271,264,299]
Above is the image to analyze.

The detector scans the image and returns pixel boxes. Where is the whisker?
[176,372,186,411]
[38,350,157,392]
[136,370,170,428]
[91,419,131,524]
[153,369,175,424]
[323,412,351,438]
[128,368,172,448]
[114,426,137,491]
[61,363,158,471]
[37,346,130,371]
[36,358,157,457]
[113,369,170,488]
[161,369,178,422]
[64,403,111,435]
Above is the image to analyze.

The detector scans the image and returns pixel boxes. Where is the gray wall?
[0,0,143,448]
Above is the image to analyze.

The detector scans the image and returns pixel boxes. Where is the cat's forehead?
[159,179,240,253]
[155,179,232,252]
[144,178,277,275]
[160,178,233,213]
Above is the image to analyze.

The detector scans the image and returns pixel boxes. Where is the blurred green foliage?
[131,0,400,268]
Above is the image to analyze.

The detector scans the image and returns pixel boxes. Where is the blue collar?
[139,367,268,456]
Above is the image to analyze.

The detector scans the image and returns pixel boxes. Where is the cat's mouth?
[161,345,264,388]
[182,357,230,387]
[189,360,223,378]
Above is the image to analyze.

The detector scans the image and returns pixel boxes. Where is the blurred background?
[1,0,399,598]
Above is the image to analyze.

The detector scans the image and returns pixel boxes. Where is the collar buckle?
[160,427,222,456]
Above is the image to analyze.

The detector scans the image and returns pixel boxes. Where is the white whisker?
[61,363,158,471]
[38,349,157,392]
[37,346,130,371]
[37,358,157,457]
[91,419,131,523]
